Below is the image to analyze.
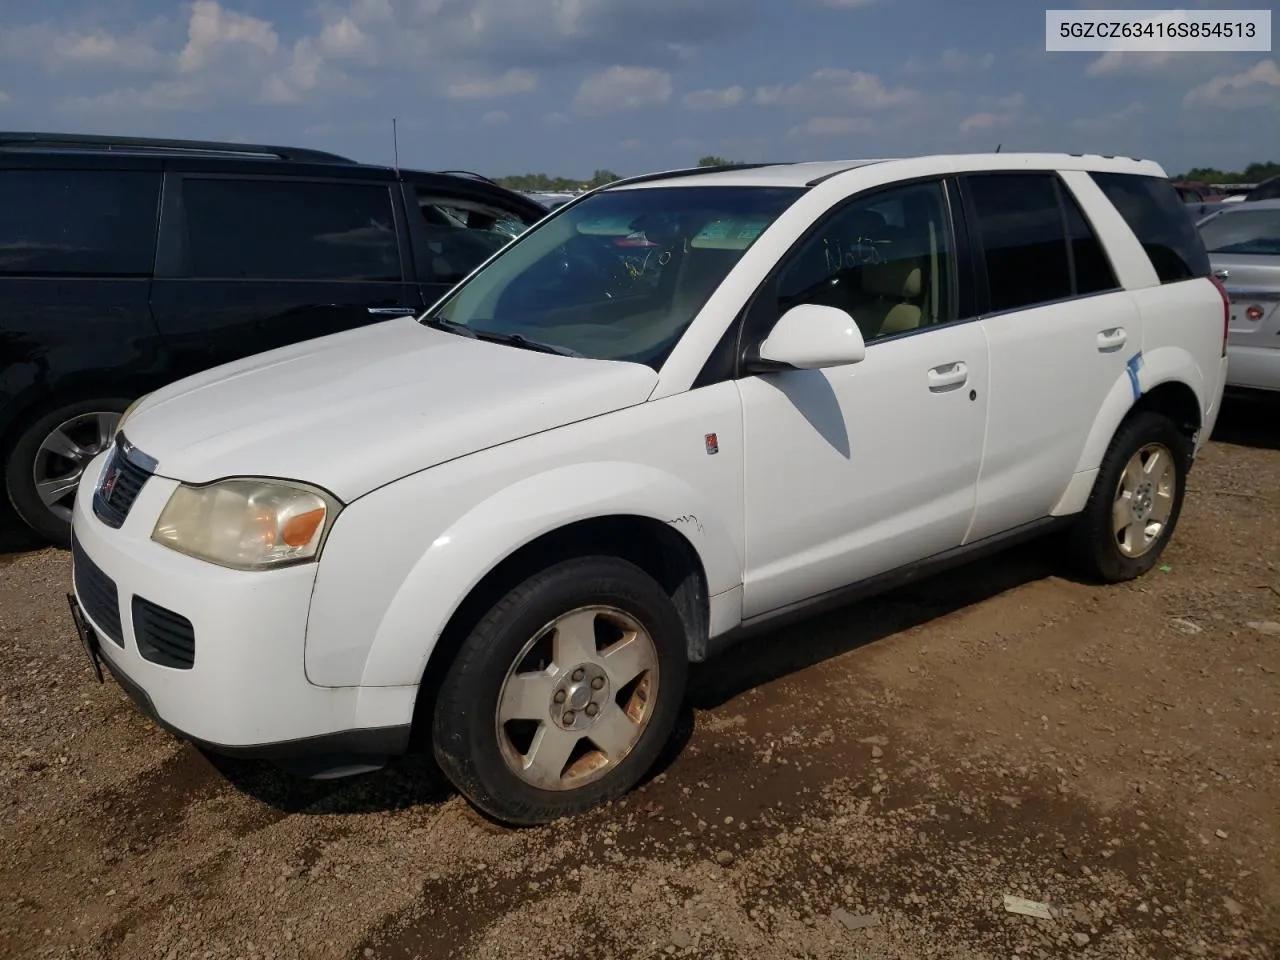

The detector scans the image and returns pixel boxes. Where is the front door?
[737,179,989,619]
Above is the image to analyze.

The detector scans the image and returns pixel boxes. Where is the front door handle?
[367,305,419,317]
[1097,327,1128,352]
[927,361,968,392]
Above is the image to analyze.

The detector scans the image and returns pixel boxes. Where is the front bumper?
[69,453,415,766]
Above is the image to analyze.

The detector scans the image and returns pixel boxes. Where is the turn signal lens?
[1245,304,1264,322]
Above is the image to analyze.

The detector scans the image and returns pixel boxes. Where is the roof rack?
[0,132,353,164]
[435,169,500,186]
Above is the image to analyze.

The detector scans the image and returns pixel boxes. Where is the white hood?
[123,318,658,501]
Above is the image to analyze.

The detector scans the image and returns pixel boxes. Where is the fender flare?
[357,461,742,687]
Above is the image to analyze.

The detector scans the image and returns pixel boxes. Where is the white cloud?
[0,91,9,104]
[318,17,376,60]
[786,115,873,138]
[574,65,672,112]
[905,48,994,76]
[1183,58,1280,110]
[260,38,324,104]
[544,111,571,125]
[1072,100,1144,134]
[481,109,510,124]
[958,111,1015,134]
[178,0,278,73]
[755,68,916,110]
[446,68,538,99]
[1085,50,1182,77]
[50,28,166,72]
[681,84,745,109]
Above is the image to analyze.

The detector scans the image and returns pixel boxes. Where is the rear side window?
[182,178,401,281]
[1061,188,1119,295]
[966,173,1072,312]
[1089,172,1210,283]
[1246,177,1280,202]
[0,169,160,277]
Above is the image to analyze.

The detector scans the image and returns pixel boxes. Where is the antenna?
[392,117,400,174]
[995,143,1002,153]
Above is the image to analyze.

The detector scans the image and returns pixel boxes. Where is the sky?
[0,0,1276,181]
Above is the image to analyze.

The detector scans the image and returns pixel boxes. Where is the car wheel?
[432,556,689,826]
[4,399,128,548]
[1069,410,1189,583]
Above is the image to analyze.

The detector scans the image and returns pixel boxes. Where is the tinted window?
[434,186,801,368]
[1198,209,1280,256]
[775,180,955,342]
[967,173,1071,312]
[183,178,400,281]
[1061,187,1119,295]
[0,170,160,277]
[412,188,541,285]
[1090,172,1210,283]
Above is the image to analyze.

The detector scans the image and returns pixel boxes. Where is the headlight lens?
[116,394,149,437]
[151,479,341,570]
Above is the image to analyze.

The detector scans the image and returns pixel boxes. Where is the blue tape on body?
[1125,351,1144,402]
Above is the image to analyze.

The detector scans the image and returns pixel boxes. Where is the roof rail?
[602,162,790,191]
[0,131,353,164]
[435,169,500,186]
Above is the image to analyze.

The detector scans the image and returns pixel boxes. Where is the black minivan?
[0,132,549,546]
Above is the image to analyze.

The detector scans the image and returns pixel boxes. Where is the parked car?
[1244,176,1280,202]
[1198,199,1280,392]
[1174,180,1228,204]
[68,153,1227,826]
[0,132,548,545]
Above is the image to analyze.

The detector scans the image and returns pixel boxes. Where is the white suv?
[69,154,1228,825]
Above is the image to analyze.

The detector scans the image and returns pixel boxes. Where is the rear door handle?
[1097,327,1127,352]
[927,361,968,392]
[367,305,419,317]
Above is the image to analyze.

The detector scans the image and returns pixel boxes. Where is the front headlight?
[151,478,342,571]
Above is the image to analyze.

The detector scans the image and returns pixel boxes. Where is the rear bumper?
[1226,345,1280,392]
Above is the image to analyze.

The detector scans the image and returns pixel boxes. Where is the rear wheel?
[1069,411,1189,583]
[432,556,688,826]
[4,399,128,547]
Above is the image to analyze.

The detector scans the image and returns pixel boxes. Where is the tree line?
[1174,161,1279,184]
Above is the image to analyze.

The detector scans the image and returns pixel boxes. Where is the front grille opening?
[131,596,196,670]
[92,442,153,529]
[72,536,123,647]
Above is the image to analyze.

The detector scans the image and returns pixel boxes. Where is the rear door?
[400,176,548,309]
[150,172,421,378]
[959,170,1142,543]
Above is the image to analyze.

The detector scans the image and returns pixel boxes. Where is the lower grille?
[131,597,196,670]
[72,537,123,647]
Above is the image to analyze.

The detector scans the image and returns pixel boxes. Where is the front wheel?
[1069,410,1190,583]
[432,557,689,826]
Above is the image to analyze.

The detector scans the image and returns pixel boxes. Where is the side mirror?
[754,304,867,371]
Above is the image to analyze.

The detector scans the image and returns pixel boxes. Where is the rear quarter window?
[1089,172,1211,283]
[0,169,161,277]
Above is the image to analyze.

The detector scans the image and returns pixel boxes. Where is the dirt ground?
[1,393,1277,960]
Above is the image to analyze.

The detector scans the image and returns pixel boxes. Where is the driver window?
[414,189,540,285]
[774,180,956,342]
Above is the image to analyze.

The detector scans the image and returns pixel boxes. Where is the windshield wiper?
[469,329,583,358]
[420,314,478,338]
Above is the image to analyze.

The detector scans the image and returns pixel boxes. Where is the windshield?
[1199,209,1280,256]
[428,185,805,368]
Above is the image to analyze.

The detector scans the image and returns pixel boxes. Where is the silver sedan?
[1198,199,1280,392]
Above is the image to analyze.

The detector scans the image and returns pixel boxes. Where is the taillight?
[1209,274,1229,357]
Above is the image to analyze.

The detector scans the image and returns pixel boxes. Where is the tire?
[4,398,130,548]
[1068,410,1190,583]
[432,556,689,826]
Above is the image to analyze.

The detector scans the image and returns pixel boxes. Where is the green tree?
[587,168,621,188]
[698,155,742,167]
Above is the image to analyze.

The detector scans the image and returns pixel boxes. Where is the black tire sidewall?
[432,556,689,825]
[4,397,130,547]
[1074,411,1190,583]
